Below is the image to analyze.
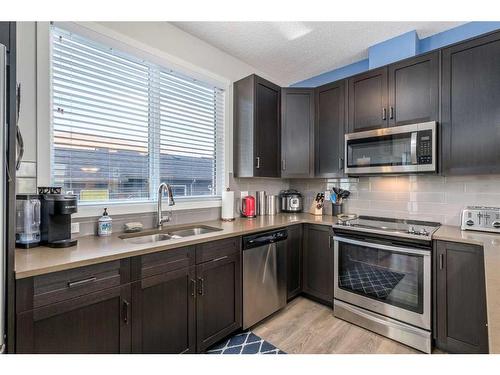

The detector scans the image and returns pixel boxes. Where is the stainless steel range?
[332,216,441,353]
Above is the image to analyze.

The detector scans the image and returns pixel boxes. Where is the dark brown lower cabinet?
[196,252,242,352]
[16,285,131,354]
[286,224,303,300]
[302,224,334,306]
[434,240,489,353]
[131,266,196,354]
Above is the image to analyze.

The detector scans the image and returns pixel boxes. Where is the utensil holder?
[332,203,343,216]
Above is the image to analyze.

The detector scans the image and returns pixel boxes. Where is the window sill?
[73,198,222,219]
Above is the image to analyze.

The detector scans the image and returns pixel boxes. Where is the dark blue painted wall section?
[291,22,500,88]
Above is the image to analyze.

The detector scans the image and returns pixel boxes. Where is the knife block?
[309,201,323,216]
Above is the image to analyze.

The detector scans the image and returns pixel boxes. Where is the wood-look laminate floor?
[252,296,425,354]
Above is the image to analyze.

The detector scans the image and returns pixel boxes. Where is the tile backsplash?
[291,175,500,226]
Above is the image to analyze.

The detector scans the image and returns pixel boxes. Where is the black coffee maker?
[39,187,78,248]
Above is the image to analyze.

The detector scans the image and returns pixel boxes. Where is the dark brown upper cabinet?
[348,67,388,132]
[348,52,439,133]
[388,51,439,126]
[281,88,314,178]
[315,80,346,177]
[441,31,500,175]
[234,74,281,178]
[434,241,488,354]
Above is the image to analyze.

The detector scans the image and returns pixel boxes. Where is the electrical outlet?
[71,222,80,234]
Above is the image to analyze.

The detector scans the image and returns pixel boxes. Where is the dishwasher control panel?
[461,206,500,233]
[242,229,288,250]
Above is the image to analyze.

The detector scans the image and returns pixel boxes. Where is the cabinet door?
[388,51,439,126]
[16,286,131,354]
[435,241,488,353]
[255,76,281,177]
[286,224,303,300]
[442,32,500,175]
[131,267,196,353]
[281,88,314,178]
[196,252,242,352]
[302,224,334,306]
[348,67,388,132]
[315,80,346,177]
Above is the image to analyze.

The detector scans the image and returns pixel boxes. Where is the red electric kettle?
[241,195,256,218]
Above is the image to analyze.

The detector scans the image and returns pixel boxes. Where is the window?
[50,26,225,204]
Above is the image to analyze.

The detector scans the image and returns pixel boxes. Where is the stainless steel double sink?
[119,225,222,245]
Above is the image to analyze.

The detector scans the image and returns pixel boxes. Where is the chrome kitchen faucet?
[157,183,175,228]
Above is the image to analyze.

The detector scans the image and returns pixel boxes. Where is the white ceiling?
[172,22,465,86]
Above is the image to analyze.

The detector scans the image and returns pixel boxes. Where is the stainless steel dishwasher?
[242,228,288,329]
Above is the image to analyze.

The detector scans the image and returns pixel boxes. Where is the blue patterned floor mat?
[206,331,286,354]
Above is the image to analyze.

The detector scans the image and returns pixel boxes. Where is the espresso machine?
[15,194,41,248]
[40,192,78,248]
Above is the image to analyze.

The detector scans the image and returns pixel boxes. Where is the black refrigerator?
[0,21,17,354]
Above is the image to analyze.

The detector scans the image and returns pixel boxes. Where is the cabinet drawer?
[195,237,240,264]
[29,260,128,310]
[133,246,195,280]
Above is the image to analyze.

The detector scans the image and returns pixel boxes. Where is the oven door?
[334,236,431,330]
[344,121,436,175]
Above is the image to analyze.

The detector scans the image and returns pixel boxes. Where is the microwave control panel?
[417,130,433,164]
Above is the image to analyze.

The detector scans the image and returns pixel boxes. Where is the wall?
[290,175,500,226]
[16,22,38,194]
[292,21,500,87]
[16,21,289,235]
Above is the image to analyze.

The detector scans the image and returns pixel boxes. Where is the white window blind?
[50,26,225,203]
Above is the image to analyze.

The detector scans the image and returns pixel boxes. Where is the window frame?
[37,22,230,218]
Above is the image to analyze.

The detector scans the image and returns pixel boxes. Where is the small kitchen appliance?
[345,121,437,175]
[461,206,500,233]
[40,193,78,248]
[242,229,288,329]
[332,215,441,353]
[279,189,303,213]
[15,194,41,248]
[241,195,256,218]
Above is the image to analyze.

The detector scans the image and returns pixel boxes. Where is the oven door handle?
[333,236,430,256]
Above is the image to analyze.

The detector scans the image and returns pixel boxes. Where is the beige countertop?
[15,213,338,280]
[434,226,500,354]
[15,214,500,353]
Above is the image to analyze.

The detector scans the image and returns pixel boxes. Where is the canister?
[266,195,278,215]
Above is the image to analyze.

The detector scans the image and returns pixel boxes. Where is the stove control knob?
[493,221,500,228]
[408,226,415,234]
[466,219,475,226]
[419,228,429,236]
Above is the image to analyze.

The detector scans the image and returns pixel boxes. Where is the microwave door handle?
[410,132,418,165]
[333,236,430,257]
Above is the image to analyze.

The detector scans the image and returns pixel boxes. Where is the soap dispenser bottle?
[98,208,112,236]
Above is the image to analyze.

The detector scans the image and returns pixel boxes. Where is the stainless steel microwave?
[344,121,437,175]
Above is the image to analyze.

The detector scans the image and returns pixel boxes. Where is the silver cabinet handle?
[282,159,286,171]
[256,157,261,169]
[198,277,205,296]
[389,106,394,120]
[190,279,196,297]
[67,277,96,288]
[338,157,344,171]
[439,253,444,270]
[382,107,387,121]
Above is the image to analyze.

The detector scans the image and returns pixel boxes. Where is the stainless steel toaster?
[461,206,500,233]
